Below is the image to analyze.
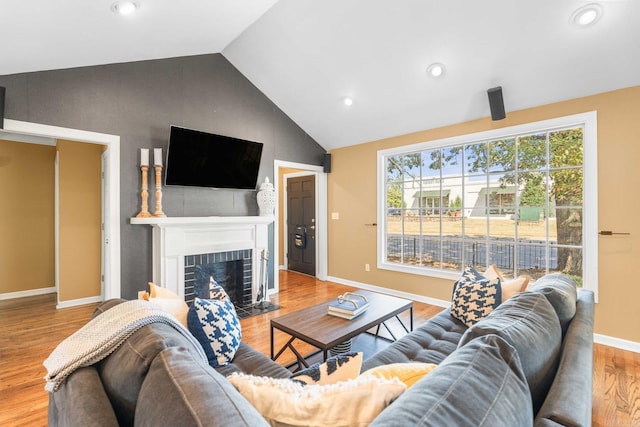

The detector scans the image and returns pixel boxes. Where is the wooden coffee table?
[270,290,413,368]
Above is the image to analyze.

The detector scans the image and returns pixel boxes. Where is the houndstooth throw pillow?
[450,266,502,327]
[208,276,230,301]
[188,297,241,367]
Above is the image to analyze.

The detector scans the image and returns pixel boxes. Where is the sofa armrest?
[92,298,127,319]
[534,290,594,427]
[48,366,119,427]
[135,346,270,426]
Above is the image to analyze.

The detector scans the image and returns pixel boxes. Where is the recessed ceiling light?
[570,3,603,27]
[111,1,139,15]
[342,96,354,107]
[427,63,446,78]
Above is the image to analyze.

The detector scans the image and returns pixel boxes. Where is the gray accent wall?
[0,54,326,299]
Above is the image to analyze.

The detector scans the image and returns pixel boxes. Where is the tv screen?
[165,126,263,190]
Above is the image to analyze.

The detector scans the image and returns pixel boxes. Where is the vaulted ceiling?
[3,1,639,150]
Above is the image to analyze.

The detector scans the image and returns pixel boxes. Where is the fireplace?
[184,249,252,308]
[130,216,274,304]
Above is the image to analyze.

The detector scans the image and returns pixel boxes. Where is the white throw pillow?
[147,282,188,327]
[228,373,406,427]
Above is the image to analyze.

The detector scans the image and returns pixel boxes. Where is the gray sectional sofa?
[48,273,594,426]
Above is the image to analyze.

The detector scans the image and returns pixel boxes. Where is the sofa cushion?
[529,273,577,333]
[361,308,467,372]
[290,352,363,385]
[214,342,292,379]
[97,322,204,426]
[228,373,406,427]
[369,334,533,427]
[134,346,269,427]
[451,266,502,327]
[187,297,242,368]
[458,291,562,413]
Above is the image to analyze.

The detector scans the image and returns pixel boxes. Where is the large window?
[377,112,597,293]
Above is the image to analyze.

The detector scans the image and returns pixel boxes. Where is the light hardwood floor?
[0,271,638,426]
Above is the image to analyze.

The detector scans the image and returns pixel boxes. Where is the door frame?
[273,160,327,295]
[101,151,110,300]
[282,171,316,273]
[2,119,121,305]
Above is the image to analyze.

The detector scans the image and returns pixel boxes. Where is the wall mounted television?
[164,126,263,190]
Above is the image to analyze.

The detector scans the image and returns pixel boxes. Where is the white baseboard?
[326,275,450,308]
[327,275,640,353]
[279,265,286,270]
[0,286,56,301]
[56,295,103,309]
[594,334,640,354]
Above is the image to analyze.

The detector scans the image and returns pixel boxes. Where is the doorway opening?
[0,120,120,307]
[273,160,327,295]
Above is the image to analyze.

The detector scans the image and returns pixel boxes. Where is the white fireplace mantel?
[131,216,273,302]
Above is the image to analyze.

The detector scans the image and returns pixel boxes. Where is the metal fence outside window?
[387,234,558,271]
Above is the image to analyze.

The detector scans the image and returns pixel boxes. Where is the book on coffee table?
[327,309,367,320]
[327,292,369,319]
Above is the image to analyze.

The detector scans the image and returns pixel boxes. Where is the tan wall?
[57,140,104,301]
[278,167,305,265]
[0,140,56,293]
[328,85,640,343]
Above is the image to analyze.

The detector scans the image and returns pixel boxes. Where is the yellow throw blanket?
[44,299,207,392]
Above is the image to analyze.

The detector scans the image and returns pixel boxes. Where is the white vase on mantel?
[257,177,276,216]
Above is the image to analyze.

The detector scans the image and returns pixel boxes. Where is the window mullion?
[545,131,551,276]
[514,137,519,277]
[439,150,443,270]
[401,157,405,264]
[485,142,490,270]
[461,148,466,267]
[419,160,423,266]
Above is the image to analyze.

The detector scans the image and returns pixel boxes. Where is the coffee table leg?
[270,325,274,359]
[288,344,311,369]
[394,307,414,334]
[273,336,295,362]
[381,322,397,341]
[410,306,413,331]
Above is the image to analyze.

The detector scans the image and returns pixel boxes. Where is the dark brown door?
[287,175,316,276]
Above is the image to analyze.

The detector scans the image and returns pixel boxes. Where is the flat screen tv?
[164,126,263,190]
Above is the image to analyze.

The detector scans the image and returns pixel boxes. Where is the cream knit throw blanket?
[43,299,207,392]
